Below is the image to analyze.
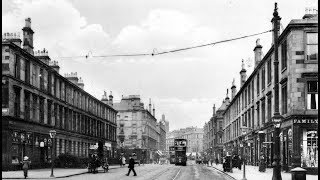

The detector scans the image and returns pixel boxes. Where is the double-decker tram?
[169,146,175,164]
[174,139,187,166]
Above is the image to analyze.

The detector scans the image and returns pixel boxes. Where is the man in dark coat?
[126,155,137,176]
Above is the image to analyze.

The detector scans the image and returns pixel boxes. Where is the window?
[32,64,37,86]
[54,104,59,128]
[256,102,260,127]
[24,91,30,120]
[32,95,37,120]
[281,40,287,69]
[248,110,251,128]
[40,68,44,90]
[25,60,30,84]
[282,84,288,114]
[301,130,318,167]
[14,87,20,118]
[267,59,272,84]
[39,97,44,123]
[14,55,20,79]
[307,81,318,109]
[267,94,272,122]
[2,81,9,108]
[262,66,265,90]
[257,73,260,94]
[245,89,247,107]
[252,107,255,129]
[48,73,52,94]
[261,99,266,124]
[248,84,251,104]
[306,33,318,61]
[47,100,52,125]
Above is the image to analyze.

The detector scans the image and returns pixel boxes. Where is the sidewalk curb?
[2,166,122,179]
[211,166,237,180]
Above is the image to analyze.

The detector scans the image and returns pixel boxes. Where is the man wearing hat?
[21,156,31,179]
[126,155,137,176]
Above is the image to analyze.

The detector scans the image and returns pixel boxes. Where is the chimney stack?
[109,91,113,106]
[231,78,237,99]
[34,48,50,65]
[77,77,84,89]
[2,32,22,47]
[64,72,79,85]
[240,60,247,87]
[22,17,34,55]
[149,98,152,112]
[213,104,216,116]
[101,91,109,104]
[225,89,230,104]
[153,104,155,116]
[253,39,263,68]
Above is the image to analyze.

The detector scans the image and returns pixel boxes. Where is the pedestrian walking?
[238,156,242,170]
[103,157,109,173]
[126,155,137,176]
[122,156,126,167]
[21,156,31,179]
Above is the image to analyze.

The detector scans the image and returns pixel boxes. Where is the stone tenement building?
[113,96,163,163]
[2,18,117,170]
[157,119,166,152]
[204,100,228,162]
[221,10,318,174]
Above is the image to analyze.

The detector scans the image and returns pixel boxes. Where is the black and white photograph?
[2,0,318,179]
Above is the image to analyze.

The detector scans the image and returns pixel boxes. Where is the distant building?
[2,18,117,170]
[113,95,160,163]
[166,127,204,154]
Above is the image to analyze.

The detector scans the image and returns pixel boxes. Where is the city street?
[58,161,233,180]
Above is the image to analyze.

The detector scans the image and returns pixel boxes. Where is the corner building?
[2,18,117,170]
[113,96,160,163]
[222,12,318,174]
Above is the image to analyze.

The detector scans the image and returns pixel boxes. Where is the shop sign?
[293,119,318,124]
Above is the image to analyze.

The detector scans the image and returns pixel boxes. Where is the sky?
[2,0,317,131]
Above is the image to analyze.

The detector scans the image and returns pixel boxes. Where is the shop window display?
[301,130,318,167]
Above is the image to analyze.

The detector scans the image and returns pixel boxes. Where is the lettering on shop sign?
[293,119,318,124]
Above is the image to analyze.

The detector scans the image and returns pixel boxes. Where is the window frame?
[304,31,318,62]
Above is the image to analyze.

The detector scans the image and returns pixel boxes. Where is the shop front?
[282,115,318,174]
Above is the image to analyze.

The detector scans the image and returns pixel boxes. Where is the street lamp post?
[49,130,56,178]
[241,131,247,180]
[271,3,282,180]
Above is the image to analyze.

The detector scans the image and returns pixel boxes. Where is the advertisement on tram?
[174,139,187,166]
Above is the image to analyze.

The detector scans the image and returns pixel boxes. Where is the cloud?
[112,9,219,58]
[2,0,111,58]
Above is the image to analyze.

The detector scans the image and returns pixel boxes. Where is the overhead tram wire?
[55,29,272,59]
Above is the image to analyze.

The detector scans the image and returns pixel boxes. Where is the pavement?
[2,165,122,179]
[209,163,318,180]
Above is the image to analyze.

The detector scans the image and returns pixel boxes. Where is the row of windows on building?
[227,32,317,121]
[9,51,115,123]
[225,80,318,134]
[224,83,317,144]
[12,87,117,141]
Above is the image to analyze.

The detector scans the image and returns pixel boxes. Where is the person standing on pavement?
[122,156,126,167]
[21,156,31,179]
[126,155,137,176]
